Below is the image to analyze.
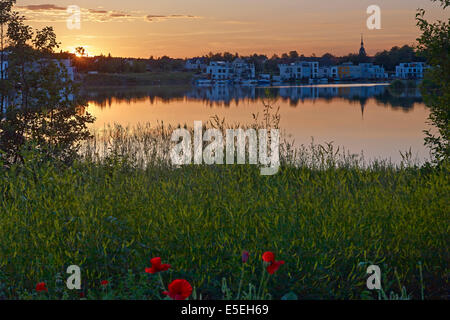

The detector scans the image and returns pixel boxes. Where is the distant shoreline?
[78,71,423,89]
[79,71,196,87]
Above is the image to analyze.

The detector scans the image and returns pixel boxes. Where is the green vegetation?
[0,141,448,300]
[0,4,94,165]
[416,0,450,163]
[81,72,195,87]
[0,0,448,302]
[374,45,426,72]
[389,79,418,91]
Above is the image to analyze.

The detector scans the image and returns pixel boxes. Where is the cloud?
[18,4,66,11]
[16,4,199,23]
[146,14,200,22]
[88,9,109,14]
[109,12,130,18]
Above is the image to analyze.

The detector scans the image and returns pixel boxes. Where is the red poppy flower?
[145,257,171,274]
[79,292,85,298]
[266,260,285,274]
[242,251,249,263]
[163,279,192,300]
[262,251,275,263]
[35,282,48,292]
[262,251,285,274]
[101,280,109,286]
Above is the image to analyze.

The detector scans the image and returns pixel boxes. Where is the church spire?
[359,34,367,57]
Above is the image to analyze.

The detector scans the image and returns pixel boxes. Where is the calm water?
[84,84,430,163]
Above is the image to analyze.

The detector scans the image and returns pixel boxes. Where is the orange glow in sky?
[15,0,449,58]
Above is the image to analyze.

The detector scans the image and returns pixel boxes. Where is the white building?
[1,57,75,113]
[395,62,426,79]
[278,61,319,81]
[206,61,233,80]
[318,67,331,79]
[359,63,386,79]
[330,62,386,80]
[1,52,9,114]
[1,51,8,79]
[231,58,255,80]
[1,60,7,79]
[56,59,75,82]
[205,59,255,82]
[330,62,361,80]
[185,58,207,72]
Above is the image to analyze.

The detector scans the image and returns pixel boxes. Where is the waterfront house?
[331,62,386,81]
[203,59,256,84]
[318,67,331,79]
[1,55,75,113]
[359,63,387,80]
[1,51,9,79]
[185,58,207,72]
[330,62,360,80]
[231,58,256,81]
[206,61,233,81]
[278,61,319,81]
[1,52,10,114]
[1,58,7,79]
[395,62,427,79]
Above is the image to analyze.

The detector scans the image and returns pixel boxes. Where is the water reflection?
[83,84,422,112]
[83,84,429,163]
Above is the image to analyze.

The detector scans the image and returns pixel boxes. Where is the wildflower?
[242,251,249,263]
[145,257,171,274]
[262,251,275,263]
[262,251,285,274]
[266,260,285,274]
[163,279,192,300]
[101,280,109,286]
[35,282,48,292]
[79,292,85,298]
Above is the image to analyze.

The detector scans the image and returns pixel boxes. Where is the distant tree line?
[63,44,426,75]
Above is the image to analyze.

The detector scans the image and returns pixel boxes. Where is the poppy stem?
[257,264,266,299]
[158,273,166,291]
[236,264,245,300]
[262,274,271,299]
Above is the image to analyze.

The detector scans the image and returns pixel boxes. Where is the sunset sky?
[15,0,448,58]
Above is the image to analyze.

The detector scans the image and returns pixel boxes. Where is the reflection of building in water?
[187,85,389,104]
[84,84,421,112]
[278,85,386,101]
[187,85,256,103]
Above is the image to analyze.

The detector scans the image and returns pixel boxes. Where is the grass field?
[0,142,448,300]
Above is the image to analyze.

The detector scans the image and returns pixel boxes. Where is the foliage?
[0,141,448,300]
[373,45,425,71]
[416,0,450,163]
[0,4,94,164]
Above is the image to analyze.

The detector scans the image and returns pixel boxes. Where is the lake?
[84,83,430,163]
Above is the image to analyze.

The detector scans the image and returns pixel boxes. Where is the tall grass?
[0,102,448,299]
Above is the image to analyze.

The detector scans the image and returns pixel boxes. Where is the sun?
[69,46,94,57]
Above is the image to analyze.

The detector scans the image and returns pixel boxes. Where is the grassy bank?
[80,72,195,87]
[0,146,448,300]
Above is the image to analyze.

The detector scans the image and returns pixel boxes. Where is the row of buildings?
[190,58,428,86]
[188,39,428,86]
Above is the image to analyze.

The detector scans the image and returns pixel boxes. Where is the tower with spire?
[359,34,367,58]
